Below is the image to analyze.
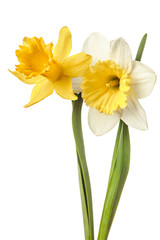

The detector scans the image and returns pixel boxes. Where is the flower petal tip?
[86,53,92,63]
[24,102,32,108]
[8,69,14,74]
[143,121,148,131]
[61,26,70,31]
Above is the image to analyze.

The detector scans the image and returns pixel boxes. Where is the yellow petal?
[53,26,72,63]
[9,70,45,84]
[23,37,29,46]
[25,79,55,107]
[55,76,78,100]
[62,52,92,77]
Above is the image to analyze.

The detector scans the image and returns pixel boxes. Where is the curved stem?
[72,93,94,240]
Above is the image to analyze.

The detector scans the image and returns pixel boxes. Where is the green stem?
[72,93,94,240]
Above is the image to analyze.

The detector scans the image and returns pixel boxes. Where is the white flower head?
[72,33,157,136]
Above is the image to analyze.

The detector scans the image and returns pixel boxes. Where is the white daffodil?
[72,33,157,136]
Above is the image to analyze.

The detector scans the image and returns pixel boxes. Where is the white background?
[0,0,160,239]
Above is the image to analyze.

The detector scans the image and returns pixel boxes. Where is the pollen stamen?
[106,77,120,89]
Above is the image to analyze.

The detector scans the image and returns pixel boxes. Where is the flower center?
[42,60,62,82]
[106,76,120,89]
[82,60,131,115]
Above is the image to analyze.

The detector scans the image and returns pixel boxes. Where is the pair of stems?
[72,34,147,240]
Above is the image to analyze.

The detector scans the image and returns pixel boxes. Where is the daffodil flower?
[10,26,92,107]
[75,33,156,135]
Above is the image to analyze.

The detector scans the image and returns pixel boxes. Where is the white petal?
[130,61,156,99]
[82,33,110,64]
[88,108,121,136]
[109,38,132,74]
[121,93,148,130]
[72,77,82,93]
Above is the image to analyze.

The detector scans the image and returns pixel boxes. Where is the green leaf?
[135,33,147,61]
[97,121,130,240]
[72,94,94,240]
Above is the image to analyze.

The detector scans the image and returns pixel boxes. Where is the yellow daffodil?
[10,27,92,107]
[74,33,156,135]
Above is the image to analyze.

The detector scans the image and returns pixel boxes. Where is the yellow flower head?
[10,27,92,107]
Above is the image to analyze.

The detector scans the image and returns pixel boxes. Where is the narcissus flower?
[79,33,156,135]
[10,27,92,107]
